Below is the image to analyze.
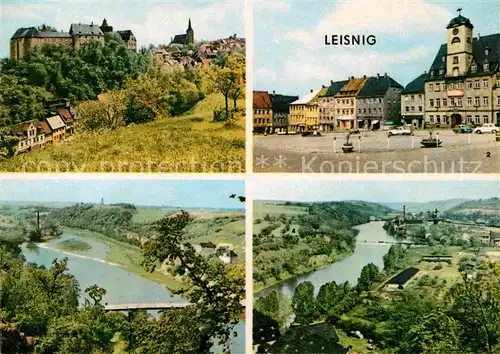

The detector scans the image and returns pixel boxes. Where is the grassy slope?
[0,94,245,172]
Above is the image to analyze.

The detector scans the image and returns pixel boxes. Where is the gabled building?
[171,19,194,46]
[253,91,273,134]
[56,107,75,136]
[69,23,105,49]
[271,92,298,134]
[10,120,46,154]
[334,76,368,130]
[289,88,324,132]
[401,73,427,128]
[318,80,348,132]
[424,12,500,127]
[46,115,67,144]
[357,73,403,130]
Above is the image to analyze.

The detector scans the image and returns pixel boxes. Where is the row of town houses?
[8,106,76,155]
[253,12,500,134]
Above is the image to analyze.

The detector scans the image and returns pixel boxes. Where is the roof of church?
[358,75,403,98]
[402,73,427,94]
[172,34,187,45]
[447,14,473,29]
[426,33,500,81]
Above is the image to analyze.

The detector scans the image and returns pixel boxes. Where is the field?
[0,94,245,172]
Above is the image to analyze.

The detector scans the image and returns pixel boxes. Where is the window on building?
[452,67,459,76]
[483,79,488,88]
[484,62,489,71]
[436,98,440,107]
[379,108,382,113]
[471,64,477,73]
[429,99,434,107]
[467,97,472,106]
[453,56,458,64]
[475,115,480,124]
[363,108,366,113]
[435,83,440,91]
[474,97,480,106]
[474,80,480,89]
[429,84,433,91]
[450,98,455,106]
[483,115,489,123]
[436,115,440,123]
[419,106,423,112]
[498,97,500,106]
[483,97,488,106]
[358,109,362,113]
[430,115,434,123]
[410,95,414,100]
[467,115,472,123]
[442,99,447,107]
[451,37,460,44]
[457,98,462,106]
[466,81,472,89]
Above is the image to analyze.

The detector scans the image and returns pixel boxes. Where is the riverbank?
[56,227,184,291]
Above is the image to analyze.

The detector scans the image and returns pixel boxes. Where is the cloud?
[285,0,452,47]
[255,67,278,82]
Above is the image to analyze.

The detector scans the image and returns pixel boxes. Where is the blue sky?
[0,0,244,58]
[0,178,245,209]
[254,0,500,95]
[250,178,499,203]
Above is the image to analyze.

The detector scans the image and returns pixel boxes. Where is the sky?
[250,178,499,203]
[0,178,245,209]
[254,0,500,95]
[0,0,245,58]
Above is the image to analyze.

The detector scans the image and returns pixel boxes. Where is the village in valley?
[253,10,500,173]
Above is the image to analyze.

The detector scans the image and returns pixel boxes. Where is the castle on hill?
[10,19,136,60]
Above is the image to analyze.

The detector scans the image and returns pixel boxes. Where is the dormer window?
[439,68,444,75]
[441,56,445,63]
[485,47,489,56]
[471,63,477,73]
[484,62,489,71]
[451,37,461,44]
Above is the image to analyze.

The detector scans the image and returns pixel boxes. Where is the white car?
[474,123,498,134]
[388,126,413,136]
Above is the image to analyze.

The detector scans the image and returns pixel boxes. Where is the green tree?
[141,211,244,353]
[292,281,319,325]
[357,263,379,292]
[254,291,293,331]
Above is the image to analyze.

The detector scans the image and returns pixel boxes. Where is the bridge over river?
[104,300,247,312]
[356,240,420,246]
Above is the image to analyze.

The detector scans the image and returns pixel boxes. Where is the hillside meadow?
[0,94,245,172]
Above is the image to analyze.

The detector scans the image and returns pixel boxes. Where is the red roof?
[57,107,73,123]
[38,121,52,134]
[253,91,272,109]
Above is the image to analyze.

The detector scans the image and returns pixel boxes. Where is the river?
[21,232,245,353]
[259,221,394,298]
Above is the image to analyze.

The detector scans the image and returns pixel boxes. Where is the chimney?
[485,46,489,56]
[377,73,380,78]
[424,70,427,74]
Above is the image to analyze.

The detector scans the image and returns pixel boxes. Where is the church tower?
[446,9,473,77]
[186,18,194,45]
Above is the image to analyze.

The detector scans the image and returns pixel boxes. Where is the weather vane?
[457,8,462,15]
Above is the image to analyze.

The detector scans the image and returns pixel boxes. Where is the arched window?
[452,67,459,76]
[451,37,461,44]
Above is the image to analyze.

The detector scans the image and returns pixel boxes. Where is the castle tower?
[100,18,113,33]
[446,8,474,77]
[186,18,194,45]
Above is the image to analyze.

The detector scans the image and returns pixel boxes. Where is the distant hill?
[382,199,469,213]
[441,197,500,226]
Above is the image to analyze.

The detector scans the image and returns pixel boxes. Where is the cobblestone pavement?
[253,130,500,173]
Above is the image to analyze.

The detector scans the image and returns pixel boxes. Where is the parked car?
[474,123,498,134]
[454,124,472,134]
[349,129,360,134]
[277,131,287,135]
[388,126,413,136]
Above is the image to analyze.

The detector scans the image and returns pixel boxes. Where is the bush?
[190,117,204,123]
[124,98,156,125]
[212,108,228,122]
[434,264,443,270]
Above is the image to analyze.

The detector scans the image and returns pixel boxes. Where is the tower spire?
[188,18,192,30]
